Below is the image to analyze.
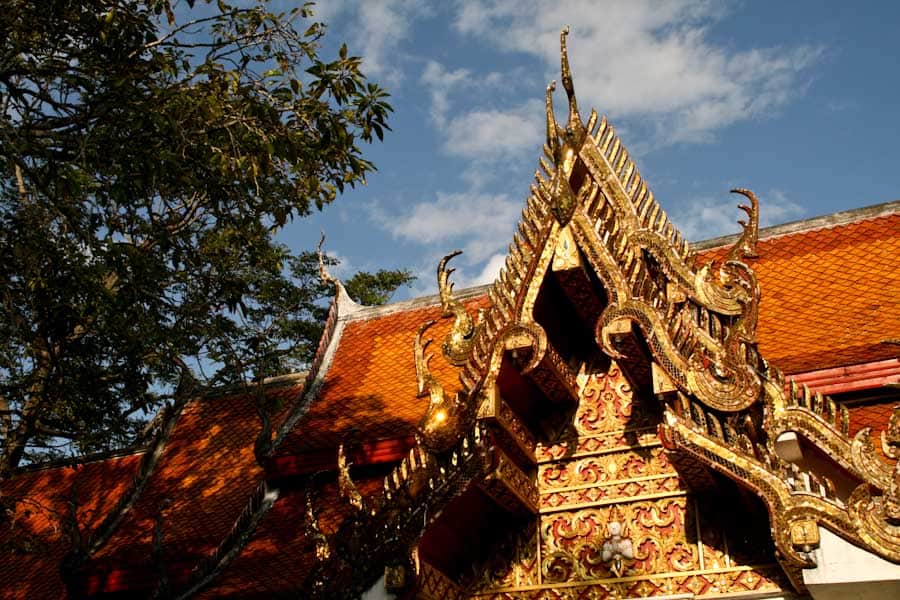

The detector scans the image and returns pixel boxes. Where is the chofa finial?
[317,232,361,314]
[317,231,338,287]
[544,27,586,225]
[726,189,760,261]
[560,25,579,134]
[437,251,479,365]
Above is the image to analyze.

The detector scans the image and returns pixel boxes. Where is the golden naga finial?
[726,188,760,261]
[545,26,585,225]
[560,26,581,136]
[850,405,900,530]
[437,251,479,365]
[337,442,364,513]
[414,320,465,453]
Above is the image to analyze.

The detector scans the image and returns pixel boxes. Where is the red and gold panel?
[466,360,790,598]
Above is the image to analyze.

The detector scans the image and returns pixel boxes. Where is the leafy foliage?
[0,0,411,473]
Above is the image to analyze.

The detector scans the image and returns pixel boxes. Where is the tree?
[0,0,411,477]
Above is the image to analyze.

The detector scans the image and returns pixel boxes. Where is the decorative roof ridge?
[195,370,309,402]
[347,282,493,322]
[692,199,900,252]
[63,394,190,578]
[268,284,347,454]
[291,197,900,325]
[167,479,279,600]
[16,445,149,473]
[13,373,307,475]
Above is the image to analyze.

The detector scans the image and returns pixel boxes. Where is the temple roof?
[0,454,142,600]
[274,201,900,462]
[1,201,898,599]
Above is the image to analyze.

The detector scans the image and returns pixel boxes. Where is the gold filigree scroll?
[726,188,760,261]
[337,442,364,513]
[470,356,787,598]
[414,320,467,453]
[593,194,765,412]
[848,405,900,559]
[437,251,480,366]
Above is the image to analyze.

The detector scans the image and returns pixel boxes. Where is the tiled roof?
[0,454,142,600]
[847,402,898,439]
[1,204,897,598]
[271,209,899,458]
[698,212,900,374]
[273,296,491,457]
[196,476,384,598]
[94,384,300,562]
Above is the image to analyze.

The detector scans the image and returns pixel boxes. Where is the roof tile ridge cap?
[64,395,190,571]
[168,479,279,600]
[691,199,900,252]
[269,292,347,452]
[346,282,493,322]
[196,371,309,401]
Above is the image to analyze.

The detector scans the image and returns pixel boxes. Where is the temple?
[2,31,900,600]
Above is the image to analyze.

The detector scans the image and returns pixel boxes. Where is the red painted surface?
[787,358,900,396]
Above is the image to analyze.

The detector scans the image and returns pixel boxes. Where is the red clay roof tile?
[0,454,142,600]
[698,213,900,374]
[274,296,491,457]
[80,381,302,590]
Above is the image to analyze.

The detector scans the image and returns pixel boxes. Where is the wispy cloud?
[421,61,543,161]
[315,0,432,85]
[670,189,805,241]
[443,100,544,159]
[371,191,521,264]
[454,0,822,144]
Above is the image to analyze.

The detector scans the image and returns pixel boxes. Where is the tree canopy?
[0,0,412,476]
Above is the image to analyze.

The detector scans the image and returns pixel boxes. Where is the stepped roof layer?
[0,378,304,599]
[272,292,491,460]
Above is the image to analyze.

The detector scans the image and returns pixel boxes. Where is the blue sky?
[275,0,900,298]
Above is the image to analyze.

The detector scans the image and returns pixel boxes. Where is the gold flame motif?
[726,188,760,261]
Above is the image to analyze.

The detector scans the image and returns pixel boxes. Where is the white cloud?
[671,189,805,241]
[443,100,544,159]
[420,61,543,160]
[453,0,822,144]
[472,253,507,285]
[371,191,521,263]
[314,0,431,84]
[421,60,471,127]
